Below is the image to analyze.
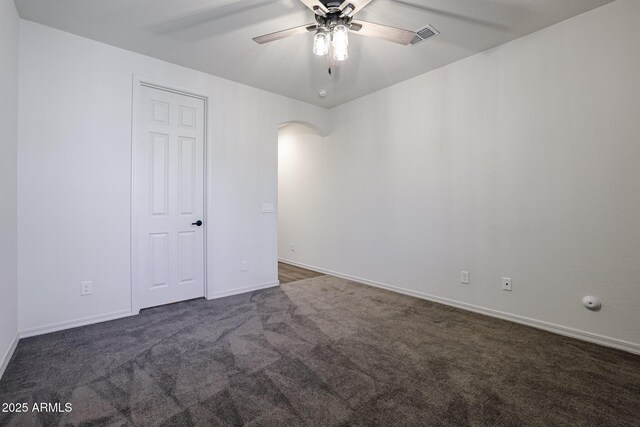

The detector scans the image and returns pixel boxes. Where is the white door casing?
[134,83,206,309]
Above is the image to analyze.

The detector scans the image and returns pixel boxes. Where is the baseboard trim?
[207,280,280,300]
[19,310,136,339]
[279,258,640,355]
[18,281,282,339]
[0,332,20,380]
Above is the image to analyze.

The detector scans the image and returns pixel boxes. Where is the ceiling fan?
[252,0,417,66]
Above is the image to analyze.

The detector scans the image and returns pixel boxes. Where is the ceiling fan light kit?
[253,0,421,67]
[313,30,330,55]
[314,23,349,61]
[331,24,349,60]
[332,24,349,46]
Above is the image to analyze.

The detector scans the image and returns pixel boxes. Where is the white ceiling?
[15,0,615,108]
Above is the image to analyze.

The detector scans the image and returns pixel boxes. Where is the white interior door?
[136,85,205,309]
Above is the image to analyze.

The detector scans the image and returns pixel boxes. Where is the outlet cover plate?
[460,271,469,285]
[81,281,93,296]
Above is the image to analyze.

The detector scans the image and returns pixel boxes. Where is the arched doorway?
[277,121,328,284]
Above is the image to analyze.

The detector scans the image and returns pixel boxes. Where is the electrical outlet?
[81,281,93,296]
[502,277,512,292]
[290,243,295,252]
[460,271,469,285]
[241,260,248,272]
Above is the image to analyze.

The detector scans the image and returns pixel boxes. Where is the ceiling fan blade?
[298,0,329,16]
[350,20,416,45]
[253,23,318,44]
[339,0,374,17]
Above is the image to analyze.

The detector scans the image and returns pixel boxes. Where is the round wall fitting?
[582,296,602,311]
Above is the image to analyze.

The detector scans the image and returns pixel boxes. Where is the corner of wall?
[0,0,21,379]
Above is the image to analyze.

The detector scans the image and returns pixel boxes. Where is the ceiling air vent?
[411,24,439,46]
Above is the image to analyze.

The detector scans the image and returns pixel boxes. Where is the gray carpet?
[1,275,639,426]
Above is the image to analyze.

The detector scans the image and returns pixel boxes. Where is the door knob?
[192,220,203,227]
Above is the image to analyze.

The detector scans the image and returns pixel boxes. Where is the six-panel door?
[137,85,205,309]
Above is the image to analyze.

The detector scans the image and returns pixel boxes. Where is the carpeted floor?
[1,276,639,426]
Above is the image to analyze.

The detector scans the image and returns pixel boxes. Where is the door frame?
[130,75,209,314]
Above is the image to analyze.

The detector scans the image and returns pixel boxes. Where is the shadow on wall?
[277,121,327,178]
[278,120,328,138]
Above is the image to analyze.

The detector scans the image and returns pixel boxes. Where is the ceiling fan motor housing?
[313,1,357,22]
[315,11,353,30]
[324,1,346,10]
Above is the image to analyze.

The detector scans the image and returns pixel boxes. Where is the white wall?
[0,0,20,375]
[18,20,329,334]
[279,0,640,352]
